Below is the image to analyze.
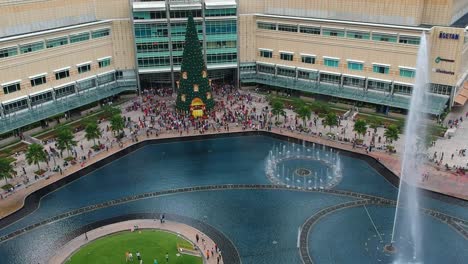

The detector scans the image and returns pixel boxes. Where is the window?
[70,32,90,43]
[257,22,276,30]
[150,11,167,19]
[205,20,237,35]
[98,58,111,68]
[347,61,363,71]
[343,77,365,88]
[30,75,47,87]
[55,84,75,99]
[3,98,28,114]
[322,28,345,37]
[77,78,96,91]
[98,72,115,84]
[368,80,391,91]
[298,70,318,80]
[30,91,53,106]
[372,33,397,43]
[55,69,70,80]
[205,8,236,17]
[301,55,316,64]
[346,31,370,40]
[2,82,21,94]
[393,84,413,95]
[46,37,68,48]
[399,68,415,78]
[207,53,237,64]
[280,52,293,61]
[324,58,339,68]
[20,42,44,54]
[277,67,296,77]
[170,10,201,18]
[299,26,320,35]
[373,64,390,74]
[92,29,110,39]
[259,50,272,58]
[320,73,341,84]
[278,24,297,32]
[258,64,275,74]
[399,36,420,45]
[430,84,451,95]
[0,46,18,58]
[78,64,91,74]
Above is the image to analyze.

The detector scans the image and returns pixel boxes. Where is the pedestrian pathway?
[49,219,224,264]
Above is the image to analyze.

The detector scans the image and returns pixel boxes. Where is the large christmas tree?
[175,14,214,118]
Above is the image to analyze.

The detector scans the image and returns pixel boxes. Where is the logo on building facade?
[439,32,459,40]
[433,68,455,75]
[435,57,455,63]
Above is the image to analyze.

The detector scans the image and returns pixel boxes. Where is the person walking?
[84,232,88,240]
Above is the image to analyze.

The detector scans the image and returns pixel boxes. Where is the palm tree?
[84,118,102,146]
[271,100,285,122]
[384,124,400,143]
[25,143,47,172]
[324,112,338,132]
[353,119,368,139]
[0,157,15,184]
[296,104,312,127]
[110,114,125,137]
[56,125,77,157]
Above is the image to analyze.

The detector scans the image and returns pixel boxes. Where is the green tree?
[84,118,102,146]
[296,104,312,127]
[25,143,47,172]
[102,105,121,119]
[271,100,286,121]
[324,112,338,132]
[384,124,400,142]
[175,14,214,117]
[353,119,368,139]
[56,125,77,157]
[110,114,125,137]
[0,157,15,184]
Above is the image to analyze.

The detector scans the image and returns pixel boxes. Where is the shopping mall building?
[1,0,467,134]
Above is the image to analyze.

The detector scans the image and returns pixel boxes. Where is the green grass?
[66,230,202,264]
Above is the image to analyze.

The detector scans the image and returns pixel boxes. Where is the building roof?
[451,12,468,28]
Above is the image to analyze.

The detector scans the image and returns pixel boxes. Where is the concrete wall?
[238,0,468,27]
[0,0,131,38]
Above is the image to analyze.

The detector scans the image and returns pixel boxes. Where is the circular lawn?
[66,230,203,264]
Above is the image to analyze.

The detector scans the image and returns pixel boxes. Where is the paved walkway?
[49,219,223,264]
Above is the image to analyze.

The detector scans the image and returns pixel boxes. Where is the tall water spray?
[388,33,429,263]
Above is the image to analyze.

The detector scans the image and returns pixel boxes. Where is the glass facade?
[133,5,237,71]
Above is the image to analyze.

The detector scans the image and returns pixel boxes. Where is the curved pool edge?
[50,216,239,264]
[0,131,466,229]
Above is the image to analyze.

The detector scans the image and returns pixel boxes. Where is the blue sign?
[439,32,459,40]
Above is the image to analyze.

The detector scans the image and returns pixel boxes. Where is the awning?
[454,95,467,105]
[454,84,468,106]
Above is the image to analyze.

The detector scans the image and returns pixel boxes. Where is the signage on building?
[439,32,460,40]
[435,57,455,63]
[433,68,455,75]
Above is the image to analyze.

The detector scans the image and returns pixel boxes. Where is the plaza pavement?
[0,92,467,220]
[49,219,222,264]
